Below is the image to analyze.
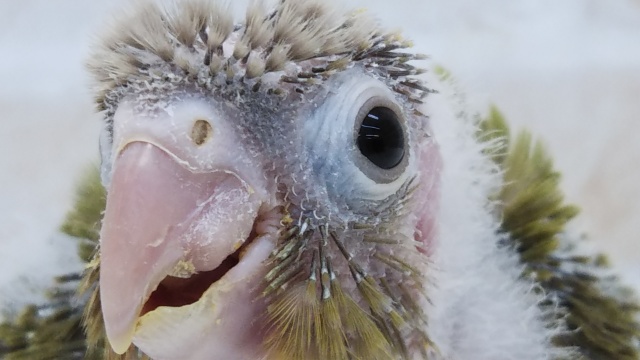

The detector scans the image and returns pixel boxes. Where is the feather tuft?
[88,0,431,122]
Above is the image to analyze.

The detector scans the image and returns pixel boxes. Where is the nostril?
[191,119,213,146]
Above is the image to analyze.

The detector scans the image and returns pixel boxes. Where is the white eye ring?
[303,67,412,201]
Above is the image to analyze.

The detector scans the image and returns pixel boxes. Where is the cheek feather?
[260,144,441,359]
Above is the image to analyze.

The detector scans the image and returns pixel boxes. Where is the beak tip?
[107,327,137,355]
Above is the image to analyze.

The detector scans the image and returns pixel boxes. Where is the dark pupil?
[357,107,405,169]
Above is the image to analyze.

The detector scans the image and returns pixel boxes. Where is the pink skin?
[414,138,443,256]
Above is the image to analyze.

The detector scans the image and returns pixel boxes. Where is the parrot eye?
[352,97,409,185]
[357,107,405,169]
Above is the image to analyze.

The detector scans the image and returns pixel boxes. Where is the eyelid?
[356,96,404,125]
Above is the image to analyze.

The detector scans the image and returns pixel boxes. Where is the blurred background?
[1,0,639,311]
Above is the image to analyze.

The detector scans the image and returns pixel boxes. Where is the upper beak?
[99,100,275,358]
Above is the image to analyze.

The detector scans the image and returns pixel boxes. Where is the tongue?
[99,142,260,354]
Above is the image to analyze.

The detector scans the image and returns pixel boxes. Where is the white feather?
[422,72,573,360]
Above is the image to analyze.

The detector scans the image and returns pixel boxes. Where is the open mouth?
[98,141,275,355]
[140,233,256,316]
[128,231,275,360]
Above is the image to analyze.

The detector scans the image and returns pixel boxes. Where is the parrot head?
[90,1,439,359]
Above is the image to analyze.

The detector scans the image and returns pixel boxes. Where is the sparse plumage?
[1,1,639,360]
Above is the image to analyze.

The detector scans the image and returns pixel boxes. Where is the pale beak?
[99,101,275,358]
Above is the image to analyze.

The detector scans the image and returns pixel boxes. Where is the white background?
[1,0,639,311]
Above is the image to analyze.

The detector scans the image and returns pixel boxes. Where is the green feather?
[0,168,104,359]
[480,107,640,359]
[59,167,105,263]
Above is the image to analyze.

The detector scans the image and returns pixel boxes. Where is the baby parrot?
[91,1,442,358]
[2,1,637,360]
[83,1,640,359]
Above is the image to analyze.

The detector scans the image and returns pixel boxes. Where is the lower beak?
[99,141,273,357]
